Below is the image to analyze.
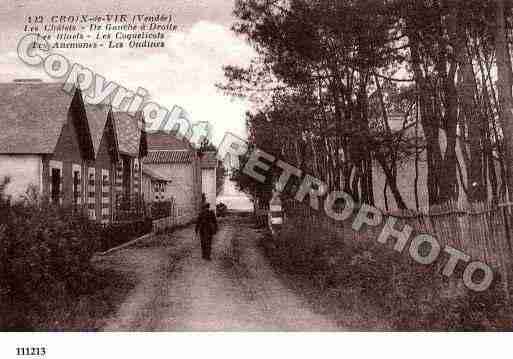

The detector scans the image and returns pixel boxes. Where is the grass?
[260,229,392,330]
[260,212,513,331]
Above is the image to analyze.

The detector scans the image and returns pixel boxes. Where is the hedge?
[0,180,151,329]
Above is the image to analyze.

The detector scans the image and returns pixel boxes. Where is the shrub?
[270,207,513,330]
[0,183,103,330]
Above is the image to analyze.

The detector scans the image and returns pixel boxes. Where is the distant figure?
[195,203,218,260]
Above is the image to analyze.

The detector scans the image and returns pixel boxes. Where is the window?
[101,169,111,223]
[88,167,96,220]
[51,168,61,204]
[122,157,131,198]
[73,170,80,208]
[72,164,82,210]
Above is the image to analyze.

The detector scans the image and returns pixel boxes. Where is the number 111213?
[16,347,46,356]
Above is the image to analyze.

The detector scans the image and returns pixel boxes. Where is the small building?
[370,116,503,212]
[144,131,202,225]
[200,151,218,212]
[0,82,150,225]
[142,166,172,203]
[0,82,96,207]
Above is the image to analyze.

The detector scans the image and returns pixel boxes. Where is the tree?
[221,0,513,209]
[495,0,513,201]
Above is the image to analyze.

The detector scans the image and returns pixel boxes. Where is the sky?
[0,0,255,144]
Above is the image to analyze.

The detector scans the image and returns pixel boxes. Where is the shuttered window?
[88,167,96,220]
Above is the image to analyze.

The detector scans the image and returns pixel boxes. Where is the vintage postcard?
[0,0,512,357]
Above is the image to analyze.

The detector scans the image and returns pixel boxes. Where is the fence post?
[502,205,513,254]
[500,204,513,300]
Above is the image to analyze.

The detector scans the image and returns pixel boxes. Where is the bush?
[100,219,153,252]
[270,208,513,330]
[0,182,104,329]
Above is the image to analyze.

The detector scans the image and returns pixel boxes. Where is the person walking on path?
[195,203,218,260]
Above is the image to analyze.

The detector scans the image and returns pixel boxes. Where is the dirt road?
[96,216,339,331]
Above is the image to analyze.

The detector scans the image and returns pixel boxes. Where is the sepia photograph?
[1,0,513,357]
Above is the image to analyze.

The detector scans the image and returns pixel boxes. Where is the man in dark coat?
[195,203,218,260]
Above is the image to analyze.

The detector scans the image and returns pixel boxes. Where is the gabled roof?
[146,130,194,151]
[200,151,218,169]
[84,103,109,156]
[105,109,120,162]
[83,104,120,161]
[143,150,193,164]
[113,111,147,158]
[0,82,94,157]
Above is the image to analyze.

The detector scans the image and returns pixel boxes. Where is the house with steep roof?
[0,82,95,207]
[0,81,149,224]
[200,151,218,213]
[84,104,119,222]
[143,131,202,225]
[112,111,148,220]
[370,114,503,212]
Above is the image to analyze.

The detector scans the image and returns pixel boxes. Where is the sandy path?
[98,217,339,331]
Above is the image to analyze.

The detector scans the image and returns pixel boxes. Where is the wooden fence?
[283,199,513,293]
[151,199,176,232]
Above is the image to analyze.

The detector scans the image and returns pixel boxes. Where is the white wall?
[372,152,429,212]
[0,155,42,200]
[141,173,152,202]
[373,135,472,212]
[144,163,197,225]
[202,168,216,212]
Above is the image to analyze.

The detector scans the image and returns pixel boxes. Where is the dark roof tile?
[84,104,109,155]
[146,131,193,151]
[0,82,75,153]
[113,112,143,157]
[143,150,193,164]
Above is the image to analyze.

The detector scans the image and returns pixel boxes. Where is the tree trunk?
[496,0,513,201]
[460,57,485,202]
[375,154,408,210]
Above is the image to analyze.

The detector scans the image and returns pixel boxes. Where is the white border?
[0,333,509,359]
